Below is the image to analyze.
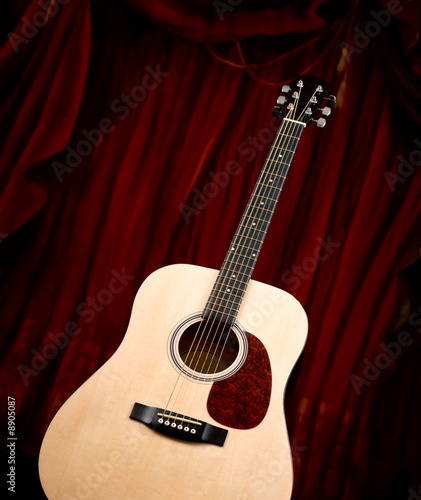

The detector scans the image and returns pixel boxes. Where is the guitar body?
[39,263,307,500]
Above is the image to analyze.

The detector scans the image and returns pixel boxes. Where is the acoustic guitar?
[39,76,334,499]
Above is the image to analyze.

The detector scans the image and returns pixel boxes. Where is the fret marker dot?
[252,253,256,257]
[227,288,231,292]
[260,202,264,205]
[269,179,273,183]
[231,247,235,251]
[232,274,236,278]
[252,223,256,226]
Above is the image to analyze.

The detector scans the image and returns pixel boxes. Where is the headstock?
[273,76,335,128]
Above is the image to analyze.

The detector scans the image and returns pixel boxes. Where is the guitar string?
[159,106,296,429]
[162,85,320,430]
[176,85,321,430]
[184,100,303,427]
[196,83,306,372]
[196,109,301,374]
[161,308,216,422]
[190,85,323,426]
[190,97,304,413]
[173,86,314,429]
[201,85,321,365]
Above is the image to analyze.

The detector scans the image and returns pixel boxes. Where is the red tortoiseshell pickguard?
[207,333,272,429]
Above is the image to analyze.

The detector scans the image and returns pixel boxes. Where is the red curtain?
[1,0,420,498]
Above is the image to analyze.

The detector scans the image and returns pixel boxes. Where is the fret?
[205,305,239,318]
[243,223,268,234]
[272,146,295,153]
[276,130,300,139]
[252,194,280,207]
[213,277,246,288]
[212,291,244,305]
[242,214,271,224]
[215,269,250,291]
[277,132,300,140]
[205,303,239,317]
[212,276,250,293]
[214,282,248,296]
[209,288,244,299]
[269,147,295,165]
[208,295,244,312]
[251,193,277,202]
[234,234,264,245]
[248,204,274,213]
[243,207,272,221]
[227,249,259,262]
[240,221,270,234]
[215,278,248,290]
[259,171,286,179]
[223,258,254,270]
[268,155,293,166]
[248,205,276,215]
[258,181,282,190]
[255,191,281,203]
[202,111,305,325]
[206,295,244,313]
[239,224,266,235]
[278,122,304,131]
[218,267,250,279]
[267,158,291,167]
[230,242,258,250]
[211,281,246,294]
[217,274,250,288]
[213,283,246,294]
[227,244,261,259]
[256,179,283,188]
[241,228,266,237]
[218,265,252,276]
[207,295,242,307]
[203,307,236,319]
[219,265,252,276]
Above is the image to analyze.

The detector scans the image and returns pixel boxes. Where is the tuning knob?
[321,107,331,116]
[281,85,291,93]
[315,117,326,128]
[273,106,282,117]
[323,95,336,104]
[276,95,286,105]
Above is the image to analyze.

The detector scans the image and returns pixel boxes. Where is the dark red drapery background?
[1,0,421,498]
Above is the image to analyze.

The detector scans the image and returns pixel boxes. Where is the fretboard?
[202,119,305,326]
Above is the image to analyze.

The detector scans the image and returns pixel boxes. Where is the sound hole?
[178,321,240,375]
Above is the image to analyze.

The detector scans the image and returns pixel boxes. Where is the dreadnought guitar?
[39,76,334,500]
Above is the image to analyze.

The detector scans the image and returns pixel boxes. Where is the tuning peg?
[321,107,331,116]
[276,95,286,105]
[315,117,326,128]
[323,95,336,104]
[281,85,291,93]
[273,106,282,117]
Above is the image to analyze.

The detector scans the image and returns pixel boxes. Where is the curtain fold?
[125,0,329,41]
[0,0,92,237]
[1,0,420,498]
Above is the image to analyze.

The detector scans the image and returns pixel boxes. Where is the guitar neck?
[202,118,306,326]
